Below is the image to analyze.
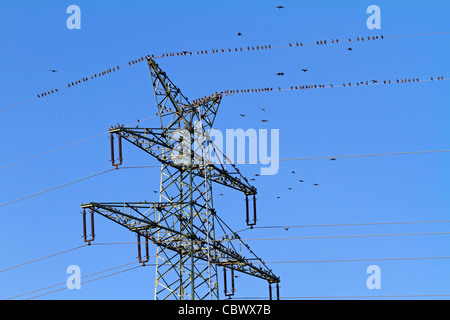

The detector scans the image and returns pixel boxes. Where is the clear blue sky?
[0,0,449,300]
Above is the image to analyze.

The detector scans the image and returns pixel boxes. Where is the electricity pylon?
[81,57,280,300]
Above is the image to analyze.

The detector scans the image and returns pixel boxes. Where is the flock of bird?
[250,169,325,200]
[217,75,446,99]
[37,72,445,100]
[35,24,390,101]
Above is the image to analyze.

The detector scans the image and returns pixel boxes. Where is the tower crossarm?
[109,127,257,195]
[80,202,278,284]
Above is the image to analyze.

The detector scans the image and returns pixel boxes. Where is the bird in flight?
[298,180,304,183]
[330,158,337,161]
[240,114,246,117]
[49,70,58,73]
[291,171,295,174]
[301,69,308,72]
[276,196,281,199]
[347,48,353,51]
[261,108,265,111]
[276,6,285,9]
[313,183,319,186]
[237,32,242,36]
[219,193,225,196]
[261,120,269,123]
[276,72,285,76]
[288,187,293,190]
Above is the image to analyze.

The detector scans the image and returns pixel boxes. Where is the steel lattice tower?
[81,58,280,300]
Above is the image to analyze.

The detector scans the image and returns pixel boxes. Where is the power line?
[0,245,88,274]
[222,231,450,242]
[269,149,450,163]
[221,76,448,97]
[24,264,145,300]
[244,219,450,231]
[2,146,447,209]
[0,169,116,208]
[0,165,159,209]
[4,260,140,300]
[230,294,450,300]
[89,231,450,246]
[0,115,157,171]
[1,31,449,113]
[264,256,450,264]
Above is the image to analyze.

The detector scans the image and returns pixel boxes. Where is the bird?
[298,180,304,183]
[288,187,293,190]
[219,193,225,196]
[348,47,353,51]
[284,228,289,231]
[276,5,284,9]
[276,72,285,76]
[237,32,242,36]
[372,80,378,83]
[301,69,308,72]
[240,114,246,117]
[49,70,58,73]
[313,183,319,186]
[261,108,265,111]
[261,120,269,123]
[276,196,281,199]
[330,158,337,161]
[153,190,158,193]
[291,171,295,174]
